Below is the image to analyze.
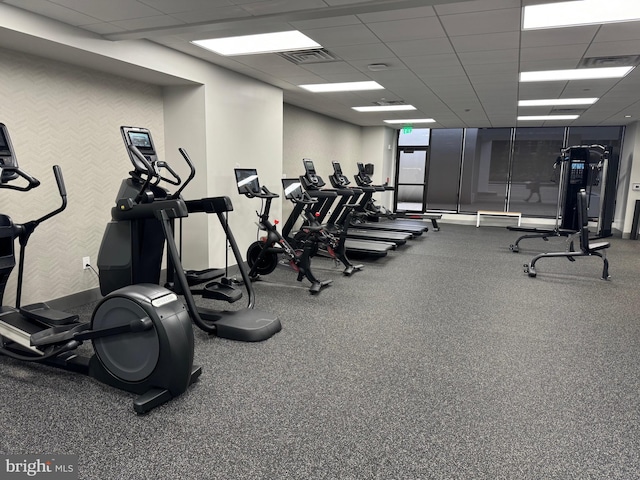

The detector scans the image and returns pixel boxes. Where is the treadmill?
[301,159,410,246]
[288,159,395,257]
[331,162,427,236]
[353,162,434,232]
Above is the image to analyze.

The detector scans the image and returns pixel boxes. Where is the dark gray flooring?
[2,223,640,479]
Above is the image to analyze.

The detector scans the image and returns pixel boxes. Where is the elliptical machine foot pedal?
[201,281,243,303]
[198,308,281,342]
[20,303,79,325]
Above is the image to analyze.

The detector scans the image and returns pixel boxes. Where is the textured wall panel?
[0,47,164,305]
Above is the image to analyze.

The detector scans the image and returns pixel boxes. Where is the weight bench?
[524,189,610,279]
[476,210,521,227]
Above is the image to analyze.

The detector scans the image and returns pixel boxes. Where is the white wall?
[619,121,640,237]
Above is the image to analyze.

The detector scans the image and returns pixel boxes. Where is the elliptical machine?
[0,123,200,414]
[98,127,281,341]
[235,168,332,295]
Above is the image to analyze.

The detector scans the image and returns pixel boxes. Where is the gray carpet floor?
[2,223,640,479]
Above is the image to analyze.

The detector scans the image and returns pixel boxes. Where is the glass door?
[395,147,428,212]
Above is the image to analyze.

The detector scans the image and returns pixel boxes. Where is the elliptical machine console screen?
[0,124,19,182]
[121,126,158,174]
[234,168,260,195]
[128,131,154,153]
[0,128,9,155]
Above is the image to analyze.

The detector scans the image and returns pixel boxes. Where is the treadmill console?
[301,158,325,189]
[330,161,349,187]
[355,162,372,186]
[0,123,19,183]
[121,126,158,173]
[234,168,261,196]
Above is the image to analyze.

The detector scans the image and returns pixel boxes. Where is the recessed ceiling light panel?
[518,98,599,106]
[517,115,580,121]
[384,119,435,124]
[352,105,416,112]
[299,81,384,93]
[520,66,634,82]
[523,0,640,30]
[192,31,321,56]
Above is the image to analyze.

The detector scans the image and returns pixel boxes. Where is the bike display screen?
[235,168,260,195]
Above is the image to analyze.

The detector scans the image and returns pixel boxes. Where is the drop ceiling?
[1,0,639,128]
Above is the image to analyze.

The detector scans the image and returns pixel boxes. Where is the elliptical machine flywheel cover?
[91,287,164,383]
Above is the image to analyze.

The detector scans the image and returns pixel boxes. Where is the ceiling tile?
[464,62,518,75]
[458,49,519,65]
[434,0,520,15]
[291,15,361,29]
[112,15,184,30]
[357,5,435,23]
[520,44,589,62]
[138,0,231,14]
[439,8,521,36]
[328,43,396,60]
[402,53,461,69]
[595,22,640,42]
[449,32,520,53]
[171,5,251,23]
[585,40,640,58]
[521,25,598,48]
[304,24,380,47]
[240,0,327,15]
[81,22,128,34]
[387,38,455,57]
[45,0,163,22]
[301,61,362,75]
[5,0,101,25]
[366,17,446,42]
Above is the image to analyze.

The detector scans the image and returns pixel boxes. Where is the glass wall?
[426,129,463,211]
[459,128,512,212]
[402,125,625,219]
[396,148,427,211]
[509,127,565,217]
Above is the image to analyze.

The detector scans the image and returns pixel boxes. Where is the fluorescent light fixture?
[299,81,384,93]
[517,115,580,121]
[352,105,416,112]
[520,66,634,82]
[384,118,435,124]
[192,31,320,56]
[523,0,640,30]
[518,98,599,107]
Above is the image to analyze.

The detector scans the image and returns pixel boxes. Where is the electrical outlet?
[632,183,640,191]
[82,256,90,270]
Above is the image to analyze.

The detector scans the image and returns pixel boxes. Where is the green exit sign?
[402,125,413,134]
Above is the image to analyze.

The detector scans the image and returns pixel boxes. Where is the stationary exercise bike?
[0,123,200,414]
[235,168,332,295]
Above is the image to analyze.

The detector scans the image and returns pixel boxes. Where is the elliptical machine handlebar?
[174,148,196,200]
[0,166,41,192]
[34,165,68,226]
